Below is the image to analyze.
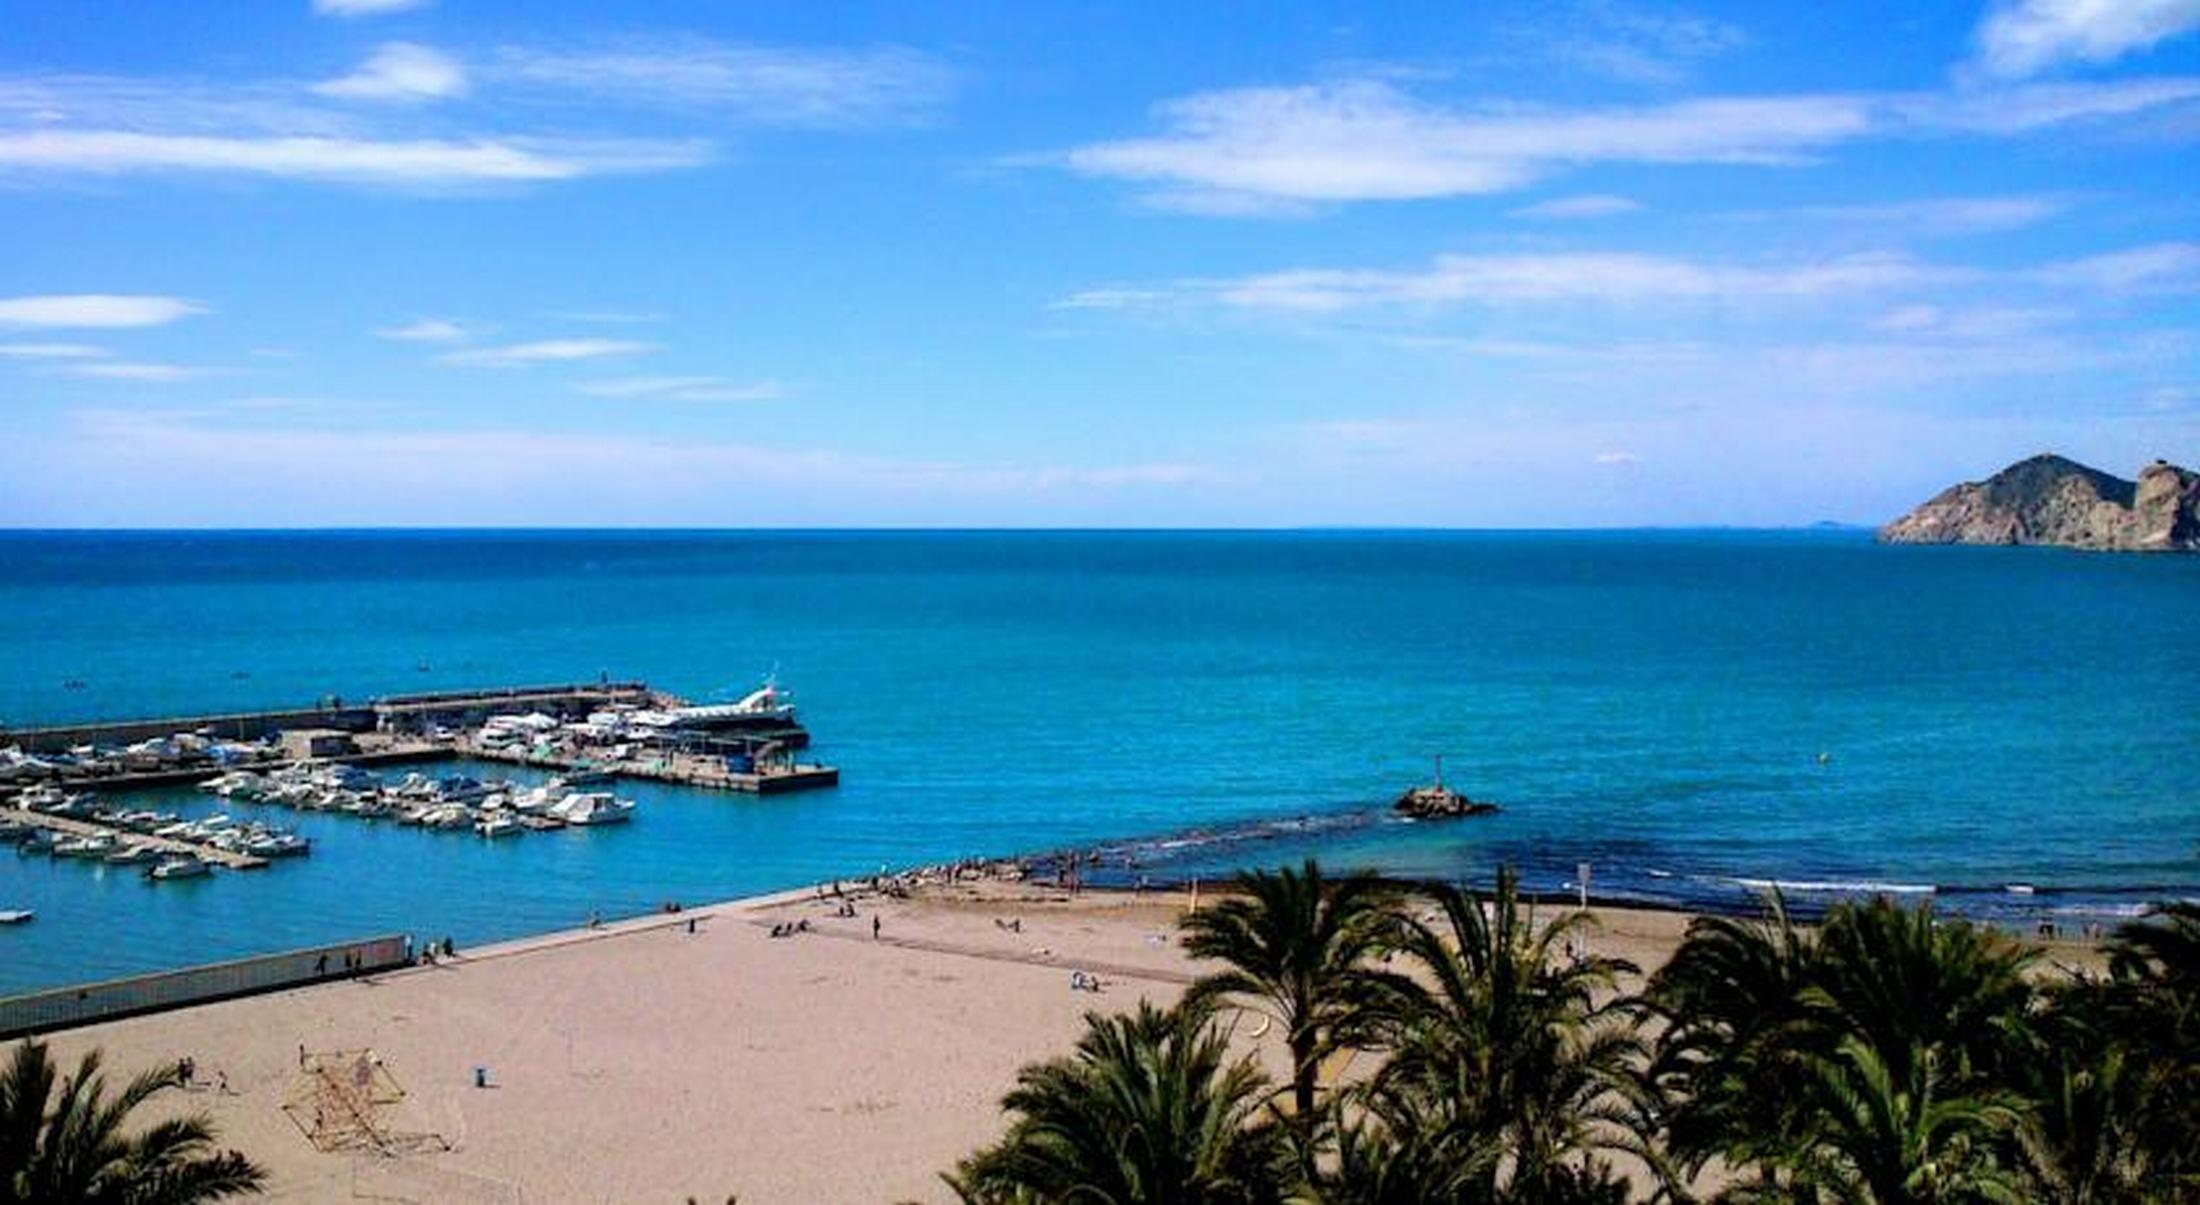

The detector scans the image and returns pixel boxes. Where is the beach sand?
[32,882,2102,1203]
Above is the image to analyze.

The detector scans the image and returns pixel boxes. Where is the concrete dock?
[458,742,841,794]
[4,807,268,870]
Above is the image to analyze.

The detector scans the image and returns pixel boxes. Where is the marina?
[1,677,835,800]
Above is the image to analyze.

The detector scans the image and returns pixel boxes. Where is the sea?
[2,529,2196,995]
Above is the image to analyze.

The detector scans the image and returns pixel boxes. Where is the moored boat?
[548,791,634,826]
[147,856,211,880]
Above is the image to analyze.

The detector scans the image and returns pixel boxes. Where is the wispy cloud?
[1973,0,2200,78]
[374,318,475,342]
[1114,250,1966,314]
[1726,194,2074,234]
[312,43,467,103]
[440,338,656,367]
[0,129,709,185]
[51,361,204,382]
[491,39,955,129]
[0,341,106,359]
[0,294,204,328]
[313,0,431,17]
[1049,288,1174,312]
[1510,194,1644,220]
[1540,1,1748,86]
[1051,76,2200,212]
[8,409,1211,526]
[2036,241,2200,294]
[0,35,942,191]
[574,376,783,401]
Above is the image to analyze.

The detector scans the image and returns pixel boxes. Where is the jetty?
[2,806,268,870]
[2,678,837,799]
[459,741,839,795]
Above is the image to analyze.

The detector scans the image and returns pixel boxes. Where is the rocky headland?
[1879,454,2200,552]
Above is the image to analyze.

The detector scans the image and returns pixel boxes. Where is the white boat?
[476,814,523,839]
[420,805,474,831]
[147,856,211,880]
[509,781,571,815]
[245,832,311,858]
[549,792,634,826]
[52,834,119,860]
[104,842,162,866]
[0,909,32,925]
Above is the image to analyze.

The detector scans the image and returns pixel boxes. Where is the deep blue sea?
[2,530,2196,994]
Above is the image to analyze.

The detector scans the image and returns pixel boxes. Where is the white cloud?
[1868,304,2071,339]
[374,318,473,342]
[1975,0,2200,78]
[5,409,1211,526]
[0,294,204,328]
[1731,194,2072,234]
[575,376,783,401]
[312,43,467,103]
[0,341,106,359]
[0,129,709,185]
[1511,194,1644,220]
[1060,82,1877,210]
[1188,250,1963,313]
[1052,76,2200,212]
[314,0,430,15]
[52,361,201,382]
[1542,1,1748,86]
[1049,288,1174,311]
[440,338,656,367]
[1909,76,2200,133]
[2036,241,2200,294]
[491,39,954,129]
[1593,450,1643,465]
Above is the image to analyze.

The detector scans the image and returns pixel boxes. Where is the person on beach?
[872,915,881,940]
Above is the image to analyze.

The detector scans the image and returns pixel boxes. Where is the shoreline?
[27,868,2111,1202]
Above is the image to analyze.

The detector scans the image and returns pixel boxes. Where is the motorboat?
[245,832,311,858]
[147,856,211,881]
[509,781,571,815]
[549,792,634,826]
[103,842,163,866]
[476,814,523,839]
[52,834,119,860]
[0,909,31,925]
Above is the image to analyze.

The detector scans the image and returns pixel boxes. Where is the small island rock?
[1879,454,2199,552]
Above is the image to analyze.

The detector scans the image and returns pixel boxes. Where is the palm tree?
[1359,868,1641,1203]
[2097,901,2200,1193]
[1177,860,1404,1127]
[1646,891,1825,1187]
[0,1039,265,1204]
[1791,1038,2023,1205]
[945,1000,1289,1205]
[1811,898,2035,1090]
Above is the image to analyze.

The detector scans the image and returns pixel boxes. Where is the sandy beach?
[30,880,2103,1204]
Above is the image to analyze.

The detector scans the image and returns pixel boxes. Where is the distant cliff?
[1879,454,2200,552]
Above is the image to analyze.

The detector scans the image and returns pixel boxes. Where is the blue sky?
[0,0,2194,527]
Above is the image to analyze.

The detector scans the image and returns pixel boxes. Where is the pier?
[2,679,839,799]
[459,741,841,794]
[2,806,268,870]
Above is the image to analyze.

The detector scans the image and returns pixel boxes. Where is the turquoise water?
[2,530,2196,993]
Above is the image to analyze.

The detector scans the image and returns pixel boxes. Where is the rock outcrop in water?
[1879,454,2200,552]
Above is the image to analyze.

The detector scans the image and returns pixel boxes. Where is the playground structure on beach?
[283,1048,449,1156]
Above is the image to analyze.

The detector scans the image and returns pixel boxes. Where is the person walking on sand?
[872,915,881,940]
